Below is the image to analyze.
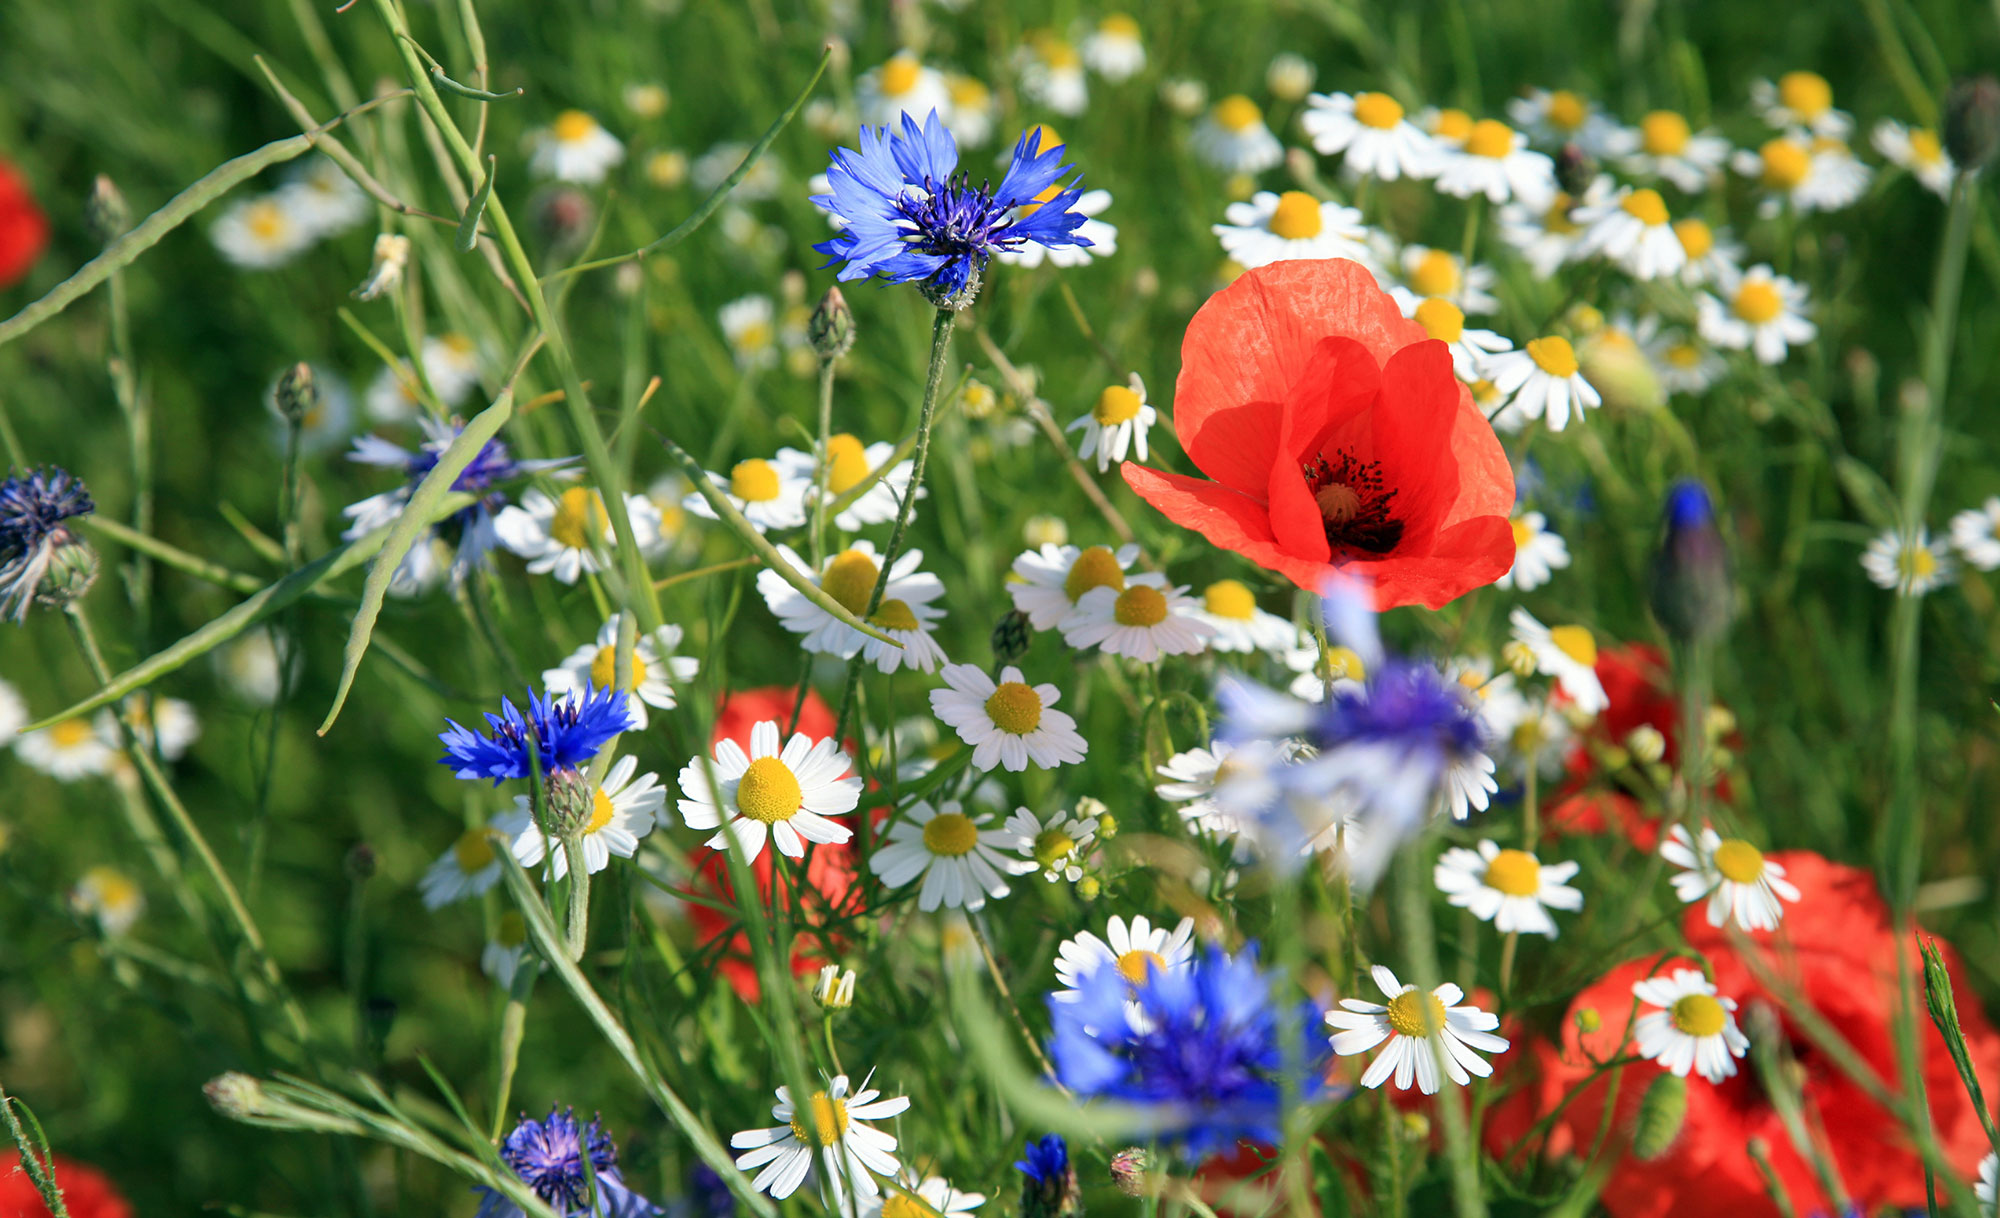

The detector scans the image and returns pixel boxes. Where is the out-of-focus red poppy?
[1484,852,2000,1218]
[0,160,49,292]
[0,1154,133,1218]
[1543,789,1662,852]
[1121,259,1514,610]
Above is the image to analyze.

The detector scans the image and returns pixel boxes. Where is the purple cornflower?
[476,1107,660,1217]
[439,683,630,786]
[1014,1133,1079,1218]
[0,466,95,622]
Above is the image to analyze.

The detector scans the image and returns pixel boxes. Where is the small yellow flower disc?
[553,110,597,143]
[1094,384,1144,425]
[1039,38,1080,69]
[1385,989,1448,1038]
[984,683,1044,735]
[1117,949,1168,985]
[1670,992,1726,1037]
[824,434,873,495]
[1712,838,1765,883]
[1546,90,1588,132]
[50,719,93,748]
[1548,623,1597,667]
[1415,297,1466,343]
[1641,111,1692,156]
[1511,517,1535,547]
[1673,218,1714,259]
[1353,92,1404,130]
[729,458,782,504]
[879,54,923,97]
[1033,828,1077,869]
[1100,13,1140,37]
[1113,585,1169,627]
[820,549,882,616]
[1202,579,1257,620]
[1732,281,1784,325]
[453,828,497,873]
[1665,343,1703,369]
[585,786,616,835]
[1463,119,1516,159]
[1777,71,1833,119]
[922,811,981,857]
[1527,336,1580,378]
[1408,249,1461,299]
[1758,138,1812,190]
[1433,108,1474,142]
[789,1093,850,1147]
[735,757,804,824]
[1268,191,1325,240]
[247,200,290,241]
[870,598,920,631]
[880,1195,935,1218]
[1321,645,1366,682]
[1621,188,1670,227]
[1064,545,1126,600]
[1905,545,1939,581]
[1910,128,1944,166]
[949,76,991,109]
[1483,849,1542,896]
[1213,94,1263,133]
[590,645,650,691]
[1542,194,1580,236]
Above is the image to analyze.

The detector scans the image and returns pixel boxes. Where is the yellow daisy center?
[922,811,981,857]
[1464,119,1516,159]
[1321,645,1366,682]
[1214,94,1263,133]
[84,867,139,911]
[1665,342,1703,369]
[246,200,290,242]
[1385,989,1448,1038]
[1415,297,1466,343]
[553,110,597,143]
[453,828,496,873]
[1433,108,1474,142]
[1408,249,1461,299]
[870,599,920,631]
[1733,281,1784,325]
[1033,827,1078,869]
[1202,579,1257,620]
[984,683,1044,735]
[1511,517,1535,547]
[729,458,782,504]
[1621,188,1669,227]
[825,433,872,495]
[733,321,773,353]
[1670,992,1726,1037]
[1026,124,1063,155]
[880,1196,937,1218]
[1904,544,1940,581]
[1713,838,1766,883]
[1094,385,1144,425]
[1673,217,1714,259]
[1541,193,1580,235]
[1354,92,1404,130]
[1777,71,1832,119]
[1457,669,1488,697]
[735,757,804,824]
[1117,948,1168,985]
[1064,545,1127,601]
[496,910,527,948]
[1759,138,1812,190]
[50,719,94,748]
[550,487,611,550]
[1114,585,1169,627]
[584,786,616,835]
[879,54,923,97]
[821,549,882,616]
[1483,849,1542,896]
[1545,90,1588,131]
[1039,38,1080,69]
[949,76,990,109]
[589,645,650,691]
[1548,623,1597,666]
[1099,13,1140,37]
[789,1093,850,1147]
[1640,110,1692,156]
[1268,191,1325,240]
[1909,128,1944,166]
[1527,336,1579,378]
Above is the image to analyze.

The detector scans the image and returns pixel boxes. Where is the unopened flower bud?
[87,175,129,242]
[919,262,982,311]
[813,964,856,1010]
[1077,797,1110,828]
[808,285,856,359]
[36,536,99,609]
[275,362,320,427]
[1632,1072,1687,1160]
[1399,1111,1431,1141]
[352,233,411,301]
[646,150,688,190]
[536,187,593,247]
[992,608,1033,666]
[1109,1146,1153,1196]
[1649,479,1732,645]
[544,768,599,838]
[1265,52,1316,102]
[1626,724,1667,765]
[1704,705,1736,739]
[1556,142,1598,198]
[1502,639,1538,677]
[204,1072,269,1121]
[1075,875,1101,901]
[1575,1007,1601,1034]
[960,379,999,419]
[345,842,377,881]
[1945,75,2000,173]
[1023,515,1068,548]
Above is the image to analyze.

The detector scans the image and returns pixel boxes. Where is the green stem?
[1460,196,1484,273]
[809,355,837,569]
[966,918,1066,1092]
[491,958,536,1140]
[561,836,591,962]
[1395,837,1488,1218]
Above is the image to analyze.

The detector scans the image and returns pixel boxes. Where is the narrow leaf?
[456,155,497,253]
[430,67,522,101]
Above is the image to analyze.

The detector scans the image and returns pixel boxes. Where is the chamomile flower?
[855,53,953,129]
[481,912,532,989]
[498,754,664,880]
[1752,71,1851,138]
[1697,264,1816,366]
[362,332,484,422]
[1977,1153,1997,1212]
[1282,638,1369,703]
[1668,217,1744,288]
[1080,14,1146,81]
[417,821,506,910]
[494,486,663,584]
[1415,106,1477,150]
[1632,969,1750,1084]
[0,677,23,742]
[1067,374,1155,473]
[1434,841,1582,938]
[1497,180,1608,279]
[530,110,625,184]
[1213,190,1369,270]
[1191,95,1283,174]
[1385,245,1500,316]
[110,694,201,762]
[278,156,369,238]
[1410,297,1513,379]
[861,1172,985,1218]
[70,866,145,936]
[796,435,919,532]
[1326,965,1509,1094]
[997,183,1117,267]
[1003,805,1100,881]
[686,453,814,534]
[1637,316,1727,395]
[1608,110,1732,193]
[944,75,997,148]
[211,193,313,269]
[1800,137,1873,210]
[1497,512,1570,591]
[677,721,859,863]
[1862,527,1956,597]
[16,717,116,781]
[1485,336,1602,432]
[869,799,1033,912]
[1951,499,2000,570]
[1732,135,1868,216]
[1301,91,1439,181]
[1570,186,1686,280]
[1508,607,1607,714]
[1873,119,1955,197]
[1661,825,1801,932]
[1434,119,1557,208]
[1053,915,1197,1004]
[719,295,779,371]
[1191,579,1295,654]
[931,665,1088,773]
[730,1073,910,1202]
[1506,88,1619,154]
[1008,542,1142,629]
[758,541,944,662]
[1017,33,1089,116]
[1060,573,1214,661]
[542,615,698,730]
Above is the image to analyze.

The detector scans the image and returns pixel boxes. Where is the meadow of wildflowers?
[8,1,2000,1216]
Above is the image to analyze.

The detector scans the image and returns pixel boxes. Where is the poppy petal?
[1122,462,1336,592]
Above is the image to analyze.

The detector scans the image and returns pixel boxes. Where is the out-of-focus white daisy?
[16,717,116,781]
[1570,186,1686,280]
[1950,499,2000,570]
[530,110,625,184]
[1731,136,1869,216]
[730,1073,909,1202]
[685,453,814,533]
[856,52,953,128]
[1697,264,1816,366]
[1508,607,1606,714]
[931,664,1088,773]
[1191,95,1284,174]
[1326,965,1509,1095]
[1607,110,1731,193]
[218,629,292,706]
[1266,52,1316,103]
[279,157,369,238]
[494,486,663,584]
[212,194,313,269]
[481,911,532,989]
[1191,579,1294,654]
[859,1172,985,1218]
[1385,244,1499,316]
[107,694,201,762]
[796,435,919,533]
[1799,137,1873,211]
[1506,88,1620,154]
[1281,639,1368,703]
[499,755,664,880]
[1053,914,1197,1003]
[1434,841,1582,938]
[418,821,506,910]
[693,141,781,201]
[1410,297,1512,379]
[1022,515,1068,549]
[1497,178,1607,278]
[1017,33,1089,116]
[1633,968,1750,1084]
[542,614,698,730]
[1214,190,1369,270]
[1636,315,1727,395]
[1668,217,1744,288]
[1434,119,1557,207]
[71,866,145,936]
[1059,573,1213,662]
[999,183,1117,268]
[758,541,944,661]
[1496,512,1570,591]
[1976,1152,1997,1213]
[1661,824,1801,932]
[0,677,24,744]
[1002,805,1100,882]
[1873,119,1955,197]
[1751,71,1851,138]
[1080,14,1145,81]
[265,363,354,455]
[1485,336,1601,432]
[944,75,996,147]
[642,472,691,558]
[1157,737,1298,839]
[1159,77,1208,119]
[719,295,779,371]
[869,799,1032,912]
[363,333,483,422]
[1415,106,1476,150]
[623,82,669,120]
[1067,374,1154,473]
[677,721,860,863]
[1862,527,1957,596]
[1008,542,1142,630]
[1302,91,1439,181]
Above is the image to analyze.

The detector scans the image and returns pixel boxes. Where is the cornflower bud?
[1945,75,2000,172]
[992,608,1033,666]
[86,175,129,242]
[275,362,320,427]
[1649,479,1732,645]
[808,285,856,359]
[1108,1146,1153,1196]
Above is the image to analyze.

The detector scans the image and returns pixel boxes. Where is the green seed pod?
[1632,1072,1688,1161]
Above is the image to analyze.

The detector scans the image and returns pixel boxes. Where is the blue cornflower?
[683,1162,736,1218]
[1048,943,1328,1163]
[1014,1133,1079,1217]
[813,112,1090,304]
[0,466,95,622]
[1650,478,1731,643]
[439,682,630,785]
[475,1107,661,1218]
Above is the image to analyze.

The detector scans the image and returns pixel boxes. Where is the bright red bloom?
[1485,852,2000,1218]
[1121,259,1515,610]
[0,1154,133,1218]
[0,161,49,292]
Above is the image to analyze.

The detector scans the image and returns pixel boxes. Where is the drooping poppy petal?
[0,159,50,291]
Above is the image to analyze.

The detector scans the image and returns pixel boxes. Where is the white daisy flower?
[278,157,369,238]
[1017,34,1089,115]
[730,1073,910,1201]
[1281,639,1368,703]
[481,911,532,989]
[1607,110,1732,193]
[1002,805,1100,882]
[1976,1153,1997,1213]
[1496,177,1609,279]
[70,866,145,937]
[542,614,699,730]
[217,629,292,706]
[211,193,313,269]
[1156,737,1295,839]
[856,53,954,129]
[1434,841,1583,938]
[1731,135,1869,217]
[1080,14,1145,81]
[1302,91,1439,181]
[677,721,860,863]
[1508,607,1607,714]
[1873,119,1955,198]
[1632,968,1751,1084]
[931,665,1088,774]
[1409,297,1512,379]
[719,295,779,371]
[497,755,664,881]
[1008,542,1142,630]
[1213,190,1370,270]
[792,435,919,533]
[1191,95,1284,174]
[1434,119,1557,208]
[944,75,997,148]
[757,541,945,663]
[1065,374,1154,473]
[1660,824,1801,932]
[1570,186,1686,280]
[0,677,24,743]
[1059,573,1214,661]
[1384,244,1500,316]
[1159,77,1208,119]
[998,185,1117,268]
[418,820,507,910]
[868,799,1034,912]
[1506,88,1620,154]
[1415,106,1477,150]
[1191,579,1295,654]
[860,1171,985,1218]
[1862,527,1957,597]
[685,453,814,533]
[1326,965,1510,1095]
[623,82,669,120]
[1485,336,1602,432]
[104,693,202,762]
[1668,217,1744,288]
[1052,914,1197,1003]
[1950,499,2000,570]
[1697,264,1816,366]
[693,140,781,201]
[494,486,663,584]
[1497,512,1571,591]
[16,717,116,781]
[1797,138,1873,211]
[1751,71,1851,138]
[362,333,484,422]
[1637,315,1727,395]
[530,110,625,184]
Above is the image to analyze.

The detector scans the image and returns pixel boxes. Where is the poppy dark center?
[1303,450,1402,555]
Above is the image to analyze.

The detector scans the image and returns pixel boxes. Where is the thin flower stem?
[966,918,1068,1095]
[490,965,536,1142]
[561,835,591,962]
[1394,839,1488,1218]
[809,355,837,569]
[1460,195,1484,272]
[106,267,153,634]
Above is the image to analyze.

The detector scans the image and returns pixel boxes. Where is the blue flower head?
[1047,944,1327,1163]
[0,466,96,622]
[475,1106,660,1218]
[1651,477,1731,644]
[1311,660,1486,761]
[439,683,631,785]
[1014,1133,1079,1217]
[813,112,1090,304]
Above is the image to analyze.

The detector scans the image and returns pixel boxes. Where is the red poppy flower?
[1484,852,2000,1218]
[0,1154,133,1218]
[1121,259,1515,610]
[0,160,50,292]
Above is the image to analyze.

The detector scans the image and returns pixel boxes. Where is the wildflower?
[1751,71,1851,138]
[1302,91,1439,180]
[530,111,625,184]
[1384,243,1499,315]
[1605,110,1731,192]
[1266,53,1316,102]
[869,798,1032,912]
[0,677,21,742]
[1155,738,1295,839]
[1052,914,1197,1006]
[931,664,1088,773]
[943,75,996,147]
[1669,216,1743,288]
[1570,186,1686,280]
[1159,77,1208,119]
[1212,190,1369,270]
[996,182,1117,267]
[855,52,953,128]
[1861,526,1955,597]
[0,466,94,623]
[685,452,813,534]
[1022,516,1068,549]
[0,158,50,290]
[495,486,663,585]
[1191,579,1295,654]
[1661,825,1800,932]
[1508,607,1608,714]
[363,333,484,422]
[279,157,369,238]
[1978,1153,1997,1212]
[1498,511,1571,591]
[1190,95,1284,174]
[676,720,859,864]
[1632,969,1750,1084]
[498,755,664,881]
[1327,965,1508,1093]
[730,1073,910,1201]
[1017,32,1089,115]
[438,682,631,786]
[1484,335,1602,433]
[1873,119,1955,197]
[718,295,779,371]
[1650,480,1733,645]
[482,913,532,990]
[757,541,944,662]
[1946,75,2000,170]
[1080,15,1145,81]
[1015,1135,1081,1218]
[1008,542,1142,629]
[1051,943,1327,1159]
[812,964,857,1011]
[1434,841,1583,938]
[1409,297,1512,380]
[211,193,313,268]
[218,629,291,706]
[1731,135,1869,216]
[1950,499,2000,570]
[1497,180,1606,278]
[1067,374,1154,473]
[419,823,506,910]
[1638,317,1727,395]
[1122,259,1516,610]
[0,1153,128,1218]
[813,115,1089,305]
[1416,105,1477,149]
[1507,88,1618,153]
[1697,264,1816,366]
[70,866,145,936]
[1434,119,1557,207]
[1059,571,1212,661]
[861,1171,984,1218]
[478,1107,660,1217]
[1004,806,1100,882]
[543,616,698,731]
